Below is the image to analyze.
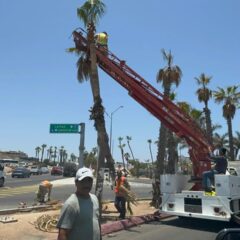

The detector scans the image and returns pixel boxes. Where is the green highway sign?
[50,124,79,134]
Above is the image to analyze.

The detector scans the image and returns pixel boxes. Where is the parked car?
[30,166,42,175]
[51,166,63,175]
[40,167,49,174]
[12,167,31,178]
[0,170,5,187]
[63,163,77,177]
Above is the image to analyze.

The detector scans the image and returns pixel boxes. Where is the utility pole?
[79,122,85,168]
[106,106,123,155]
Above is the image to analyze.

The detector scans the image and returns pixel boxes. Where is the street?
[103,216,238,240]
[0,174,152,210]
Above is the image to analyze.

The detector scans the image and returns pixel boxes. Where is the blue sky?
[0,0,240,162]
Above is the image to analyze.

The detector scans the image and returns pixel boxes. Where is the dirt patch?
[0,200,156,240]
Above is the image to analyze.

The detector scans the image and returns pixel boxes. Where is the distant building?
[0,150,28,160]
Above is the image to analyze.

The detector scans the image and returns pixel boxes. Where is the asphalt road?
[103,216,239,240]
[0,174,152,210]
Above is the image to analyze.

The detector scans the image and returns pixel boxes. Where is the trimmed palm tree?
[35,146,41,161]
[213,85,240,161]
[118,137,126,170]
[126,136,135,161]
[40,144,47,163]
[147,139,155,178]
[195,73,213,145]
[73,1,115,206]
[156,49,182,178]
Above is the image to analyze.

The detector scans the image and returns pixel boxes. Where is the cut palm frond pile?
[34,214,59,233]
[119,185,138,215]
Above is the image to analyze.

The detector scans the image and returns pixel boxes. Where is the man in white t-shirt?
[57,167,100,240]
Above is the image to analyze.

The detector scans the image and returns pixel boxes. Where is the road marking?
[0,185,38,198]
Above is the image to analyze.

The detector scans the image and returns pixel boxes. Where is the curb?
[101,213,171,236]
[0,205,48,215]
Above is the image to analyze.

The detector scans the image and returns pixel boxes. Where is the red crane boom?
[73,30,212,188]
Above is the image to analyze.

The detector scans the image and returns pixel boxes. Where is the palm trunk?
[166,131,178,174]
[227,117,235,161]
[204,106,213,145]
[156,124,167,178]
[148,142,155,180]
[120,147,126,170]
[127,141,135,161]
[88,36,115,216]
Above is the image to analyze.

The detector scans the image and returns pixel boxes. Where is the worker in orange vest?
[114,169,130,219]
[36,180,53,203]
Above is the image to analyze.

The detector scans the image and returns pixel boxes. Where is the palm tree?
[70,153,76,162]
[53,146,57,165]
[147,139,155,178]
[126,136,135,161]
[59,146,64,166]
[213,132,228,149]
[124,152,130,170]
[73,0,115,206]
[40,144,47,163]
[213,85,240,161]
[195,73,213,145]
[118,137,126,170]
[233,131,240,159]
[35,146,41,161]
[156,49,182,178]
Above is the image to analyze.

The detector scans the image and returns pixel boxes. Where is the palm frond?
[77,55,91,82]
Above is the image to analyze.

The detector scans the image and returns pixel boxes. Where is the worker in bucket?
[36,180,53,203]
[202,147,228,192]
[95,31,108,54]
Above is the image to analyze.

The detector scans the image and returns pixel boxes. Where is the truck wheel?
[0,178,4,187]
[232,214,240,225]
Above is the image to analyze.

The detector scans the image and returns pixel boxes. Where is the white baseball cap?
[75,167,93,181]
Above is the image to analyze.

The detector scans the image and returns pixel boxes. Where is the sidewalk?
[0,177,170,239]
[0,200,170,240]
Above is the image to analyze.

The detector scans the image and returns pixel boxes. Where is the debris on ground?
[33,214,59,232]
[0,216,18,223]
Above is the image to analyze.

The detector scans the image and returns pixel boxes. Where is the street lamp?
[106,106,123,156]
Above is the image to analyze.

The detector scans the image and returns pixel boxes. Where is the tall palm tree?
[156,49,182,178]
[40,144,47,163]
[35,146,41,161]
[213,132,228,149]
[118,137,126,170]
[126,136,135,161]
[233,131,240,159]
[59,146,64,166]
[147,139,155,178]
[48,146,53,161]
[195,73,213,145]
[53,146,57,165]
[73,0,115,206]
[147,139,154,166]
[213,85,240,161]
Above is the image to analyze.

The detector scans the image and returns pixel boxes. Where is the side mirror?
[215,228,240,240]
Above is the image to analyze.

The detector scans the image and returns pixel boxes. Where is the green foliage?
[77,0,105,27]
[83,149,97,169]
[63,162,77,177]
